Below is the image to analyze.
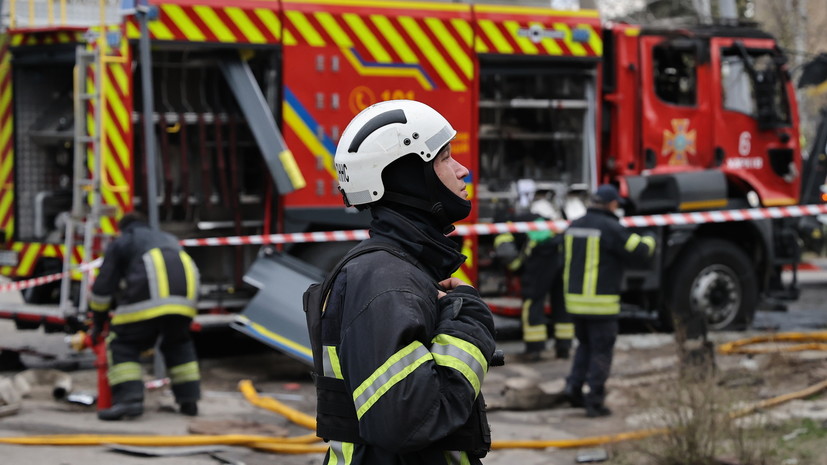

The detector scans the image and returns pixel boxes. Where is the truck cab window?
[721,55,754,115]
[721,49,791,128]
[653,44,697,106]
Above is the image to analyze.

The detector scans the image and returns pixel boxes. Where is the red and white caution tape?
[0,258,103,294]
[620,204,827,228]
[4,204,825,293]
[178,204,827,247]
[179,229,371,247]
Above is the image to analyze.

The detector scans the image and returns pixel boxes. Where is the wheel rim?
[689,264,742,330]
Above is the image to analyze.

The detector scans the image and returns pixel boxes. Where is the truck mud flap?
[231,250,323,366]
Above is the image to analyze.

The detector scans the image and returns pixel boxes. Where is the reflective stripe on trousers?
[325,441,354,465]
[555,322,574,340]
[169,361,200,384]
[444,450,472,465]
[521,298,548,343]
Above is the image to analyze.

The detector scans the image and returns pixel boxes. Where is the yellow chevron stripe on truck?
[0,35,14,242]
[284,8,472,91]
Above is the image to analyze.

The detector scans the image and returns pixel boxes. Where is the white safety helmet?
[334,100,456,207]
[530,198,561,221]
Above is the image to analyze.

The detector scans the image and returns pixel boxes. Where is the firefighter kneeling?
[306,100,496,464]
[88,212,202,421]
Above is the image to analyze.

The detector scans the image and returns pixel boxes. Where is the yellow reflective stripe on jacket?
[430,333,487,397]
[493,232,514,248]
[326,441,354,465]
[584,235,600,296]
[169,361,200,384]
[626,233,656,256]
[110,302,197,325]
[323,345,344,379]
[565,293,621,315]
[625,233,642,252]
[508,255,525,272]
[554,322,574,340]
[565,228,602,298]
[494,232,524,271]
[179,251,198,300]
[108,361,142,386]
[563,234,573,292]
[89,292,112,312]
[641,235,656,256]
[521,299,547,342]
[146,249,169,299]
[113,296,195,315]
[525,240,537,256]
[352,342,432,419]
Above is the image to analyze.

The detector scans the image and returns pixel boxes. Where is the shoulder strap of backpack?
[318,242,418,313]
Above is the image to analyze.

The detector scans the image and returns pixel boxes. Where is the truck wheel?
[668,239,757,331]
[14,318,41,330]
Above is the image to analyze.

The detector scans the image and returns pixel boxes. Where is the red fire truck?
[0,0,812,349]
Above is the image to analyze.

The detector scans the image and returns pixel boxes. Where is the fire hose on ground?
[0,333,825,454]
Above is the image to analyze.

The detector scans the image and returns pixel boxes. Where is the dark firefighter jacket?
[563,208,655,317]
[89,221,200,325]
[315,206,496,465]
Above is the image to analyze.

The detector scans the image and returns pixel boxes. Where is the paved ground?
[0,266,824,465]
[0,326,650,465]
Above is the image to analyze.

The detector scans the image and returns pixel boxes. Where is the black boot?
[97,402,143,421]
[179,401,198,416]
[585,402,612,418]
[513,350,542,363]
[562,385,585,408]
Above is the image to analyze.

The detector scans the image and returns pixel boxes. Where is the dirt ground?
[0,270,826,464]
[1,325,826,465]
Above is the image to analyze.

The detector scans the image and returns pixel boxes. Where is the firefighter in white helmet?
[307,100,496,464]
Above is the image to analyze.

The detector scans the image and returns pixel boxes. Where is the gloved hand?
[87,311,109,344]
[435,280,496,361]
[87,327,102,345]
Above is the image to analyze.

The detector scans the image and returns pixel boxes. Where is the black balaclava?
[380,151,471,233]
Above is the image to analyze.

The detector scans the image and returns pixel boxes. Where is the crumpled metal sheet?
[232,251,323,366]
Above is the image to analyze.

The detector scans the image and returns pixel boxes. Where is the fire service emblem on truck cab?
[662,118,696,166]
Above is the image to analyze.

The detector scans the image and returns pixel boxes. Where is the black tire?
[667,238,757,331]
[13,318,41,330]
[19,258,62,305]
[20,281,61,305]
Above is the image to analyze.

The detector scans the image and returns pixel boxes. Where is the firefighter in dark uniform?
[88,212,201,421]
[311,100,496,464]
[562,184,655,417]
[495,192,573,361]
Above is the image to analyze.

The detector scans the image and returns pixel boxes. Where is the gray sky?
[596,0,646,18]
[548,0,646,17]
